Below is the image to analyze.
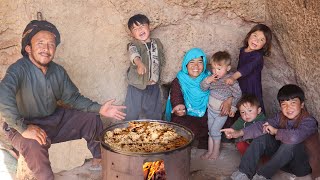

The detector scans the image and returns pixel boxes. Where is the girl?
[222,84,319,180]
[225,24,272,114]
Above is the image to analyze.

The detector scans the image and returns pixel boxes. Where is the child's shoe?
[252,173,270,180]
[231,170,250,180]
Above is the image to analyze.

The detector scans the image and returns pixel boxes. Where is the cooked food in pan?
[104,121,188,153]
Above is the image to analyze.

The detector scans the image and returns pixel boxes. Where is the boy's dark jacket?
[126,38,165,90]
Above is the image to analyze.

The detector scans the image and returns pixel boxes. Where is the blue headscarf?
[165,48,210,121]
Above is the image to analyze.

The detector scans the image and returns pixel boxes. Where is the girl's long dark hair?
[243,24,272,56]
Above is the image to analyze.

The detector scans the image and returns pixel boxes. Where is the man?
[0,20,126,180]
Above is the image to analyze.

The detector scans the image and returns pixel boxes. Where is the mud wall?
[1,0,319,173]
[1,0,302,118]
[267,0,320,120]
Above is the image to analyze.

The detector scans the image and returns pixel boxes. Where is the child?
[225,24,272,114]
[125,14,165,121]
[221,84,318,180]
[200,51,242,160]
[231,94,265,156]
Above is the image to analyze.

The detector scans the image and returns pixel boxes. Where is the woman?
[165,48,232,149]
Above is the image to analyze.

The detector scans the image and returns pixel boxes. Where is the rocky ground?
[0,142,314,180]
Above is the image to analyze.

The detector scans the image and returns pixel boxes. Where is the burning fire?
[143,160,166,180]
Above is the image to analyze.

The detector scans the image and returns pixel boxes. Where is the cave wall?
[267,0,320,120]
[1,0,319,172]
[1,0,300,118]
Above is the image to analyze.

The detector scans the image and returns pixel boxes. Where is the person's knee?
[275,143,297,156]
[95,115,103,129]
[209,125,223,137]
[279,143,296,150]
[210,133,222,140]
[86,114,103,127]
[251,134,272,145]
[21,140,46,156]
[247,135,270,151]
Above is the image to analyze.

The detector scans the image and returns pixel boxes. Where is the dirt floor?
[0,143,314,180]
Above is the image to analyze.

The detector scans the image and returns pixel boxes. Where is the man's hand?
[134,58,147,75]
[220,97,232,116]
[100,99,126,120]
[220,128,244,139]
[171,104,186,117]
[263,122,278,135]
[22,125,47,145]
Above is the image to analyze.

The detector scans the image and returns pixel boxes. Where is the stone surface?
[190,144,241,180]
[0,0,296,117]
[49,139,92,173]
[267,0,320,122]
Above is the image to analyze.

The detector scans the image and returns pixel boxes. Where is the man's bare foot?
[89,158,102,171]
[200,151,212,160]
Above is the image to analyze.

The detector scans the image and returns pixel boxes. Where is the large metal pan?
[100,119,194,156]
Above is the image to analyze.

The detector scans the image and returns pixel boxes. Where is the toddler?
[231,94,265,155]
[200,51,242,160]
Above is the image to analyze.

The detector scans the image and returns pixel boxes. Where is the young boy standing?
[232,94,266,155]
[200,51,242,160]
[125,14,165,120]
